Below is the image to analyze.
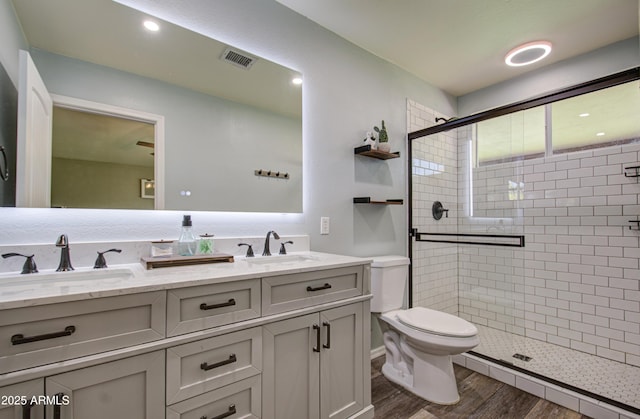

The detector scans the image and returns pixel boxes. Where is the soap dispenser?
[178,215,196,256]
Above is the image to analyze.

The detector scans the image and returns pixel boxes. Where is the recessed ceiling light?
[579,113,590,117]
[505,41,552,67]
[596,132,605,136]
[292,77,303,85]
[143,20,159,32]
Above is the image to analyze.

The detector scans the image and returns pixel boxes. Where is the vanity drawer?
[166,327,262,404]
[0,291,166,374]
[262,265,363,315]
[166,279,261,337]
[166,375,261,419]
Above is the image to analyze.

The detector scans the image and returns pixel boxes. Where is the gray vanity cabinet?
[262,302,365,419]
[44,351,165,419]
[0,256,373,419]
[0,379,44,419]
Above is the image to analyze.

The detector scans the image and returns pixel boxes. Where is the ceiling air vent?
[221,47,257,70]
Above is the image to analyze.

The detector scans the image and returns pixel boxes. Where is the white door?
[16,50,52,207]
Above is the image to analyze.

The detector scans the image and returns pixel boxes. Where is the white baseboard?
[370,345,385,360]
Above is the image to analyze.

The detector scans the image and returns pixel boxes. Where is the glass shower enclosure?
[407,68,640,413]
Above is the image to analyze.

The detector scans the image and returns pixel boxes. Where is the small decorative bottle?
[178,215,196,256]
[198,234,215,255]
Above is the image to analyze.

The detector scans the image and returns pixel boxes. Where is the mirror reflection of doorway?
[51,106,156,209]
[0,61,17,207]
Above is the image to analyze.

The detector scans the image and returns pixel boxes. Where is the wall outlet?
[320,217,330,235]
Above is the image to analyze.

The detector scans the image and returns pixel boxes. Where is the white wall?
[0,0,456,254]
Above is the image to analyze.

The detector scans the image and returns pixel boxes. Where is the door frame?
[51,94,166,210]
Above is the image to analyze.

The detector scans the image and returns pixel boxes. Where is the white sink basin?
[0,267,134,286]
[245,254,316,265]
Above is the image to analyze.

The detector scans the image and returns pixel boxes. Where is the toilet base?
[381,331,461,405]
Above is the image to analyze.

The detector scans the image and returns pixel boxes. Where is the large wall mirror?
[5,0,302,213]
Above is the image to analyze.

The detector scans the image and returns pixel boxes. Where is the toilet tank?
[369,255,410,313]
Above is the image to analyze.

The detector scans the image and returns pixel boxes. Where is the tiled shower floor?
[475,325,640,410]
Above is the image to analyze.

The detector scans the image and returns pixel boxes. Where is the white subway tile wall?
[459,143,640,369]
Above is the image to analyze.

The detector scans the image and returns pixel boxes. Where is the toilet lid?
[397,307,478,337]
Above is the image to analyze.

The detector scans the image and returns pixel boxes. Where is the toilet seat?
[396,307,477,337]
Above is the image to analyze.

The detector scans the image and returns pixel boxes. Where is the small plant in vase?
[374,120,390,152]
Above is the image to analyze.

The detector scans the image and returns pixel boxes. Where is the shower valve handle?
[432,201,449,220]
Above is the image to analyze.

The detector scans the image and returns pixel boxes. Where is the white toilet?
[370,255,479,405]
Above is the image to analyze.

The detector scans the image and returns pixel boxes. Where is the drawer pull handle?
[200,298,236,311]
[200,354,237,371]
[323,321,331,349]
[11,326,76,345]
[313,324,321,352]
[306,283,332,292]
[201,404,236,419]
[53,393,65,419]
[22,400,34,419]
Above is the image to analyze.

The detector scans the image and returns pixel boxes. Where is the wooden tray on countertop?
[141,253,234,269]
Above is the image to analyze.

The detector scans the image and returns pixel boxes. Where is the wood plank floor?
[371,356,589,419]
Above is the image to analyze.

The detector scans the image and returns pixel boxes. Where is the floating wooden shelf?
[141,253,234,269]
[353,197,403,205]
[354,145,400,160]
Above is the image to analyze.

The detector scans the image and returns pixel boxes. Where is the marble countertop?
[0,252,372,309]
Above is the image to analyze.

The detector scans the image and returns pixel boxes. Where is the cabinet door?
[45,351,164,419]
[320,303,364,419]
[0,379,44,419]
[262,313,320,419]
